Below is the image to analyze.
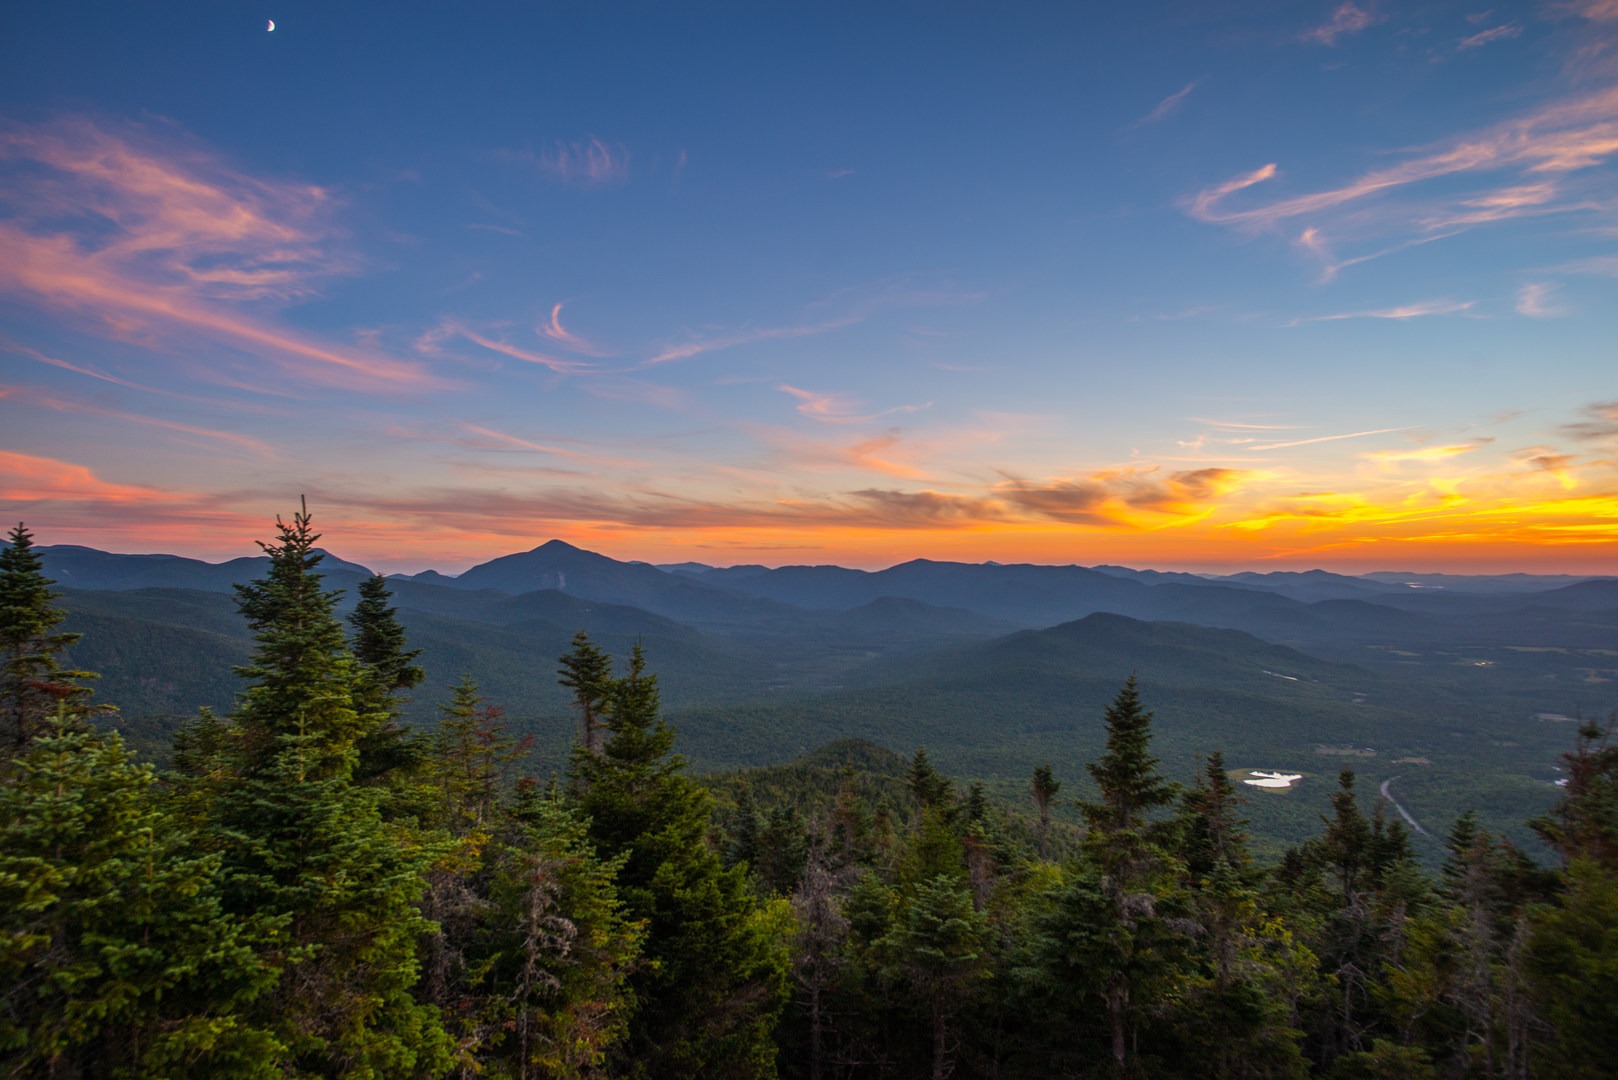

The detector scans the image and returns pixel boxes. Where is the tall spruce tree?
[1526,716,1618,1078]
[348,573,427,787]
[0,523,94,758]
[570,642,790,1079]
[1069,676,1190,1073]
[210,504,450,1076]
[0,719,280,1077]
[1031,763,1060,861]
[559,631,613,757]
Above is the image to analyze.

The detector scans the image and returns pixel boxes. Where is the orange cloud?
[1363,441,1491,466]
[0,450,175,505]
[843,431,928,479]
[998,466,1253,527]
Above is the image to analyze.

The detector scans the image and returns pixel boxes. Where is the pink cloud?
[1302,3,1377,46]
[778,384,931,425]
[0,450,180,505]
[1186,82,1618,278]
[442,320,594,374]
[1458,24,1523,51]
[536,302,613,356]
[0,117,446,393]
[1140,82,1198,124]
[1299,299,1475,323]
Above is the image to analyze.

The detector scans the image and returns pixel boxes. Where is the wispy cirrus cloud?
[1516,281,1569,316]
[2,339,226,405]
[455,422,651,468]
[645,278,983,367]
[511,136,630,187]
[843,431,927,479]
[1186,76,1618,276]
[537,302,613,356]
[1246,427,1407,451]
[645,315,861,366]
[778,384,931,425]
[1297,299,1476,323]
[427,318,595,375]
[1139,82,1198,125]
[0,116,445,393]
[2,383,276,455]
[1362,439,1492,466]
[1560,400,1618,442]
[1302,3,1377,46]
[1458,23,1524,51]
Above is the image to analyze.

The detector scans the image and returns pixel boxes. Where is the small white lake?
[1243,770,1303,789]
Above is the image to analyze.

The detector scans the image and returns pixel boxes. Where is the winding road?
[1378,776,1430,838]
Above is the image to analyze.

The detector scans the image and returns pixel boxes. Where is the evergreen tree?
[209,504,451,1076]
[482,791,644,1080]
[0,523,94,758]
[1070,677,1190,1074]
[558,631,613,757]
[350,574,425,706]
[1031,763,1060,860]
[1526,715,1618,1078]
[1171,753,1312,1079]
[349,573,427,787]
[876,874,989,1080]
[1077,677,1181,883]
[571,643,790,1078]
[907,746,952,810]
[0,718,280,1077]
[1180,751,1249,882]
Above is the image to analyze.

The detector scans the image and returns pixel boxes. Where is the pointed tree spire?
[0,523,94,756]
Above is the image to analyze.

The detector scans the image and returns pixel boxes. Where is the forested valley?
[4,513,1616,1079]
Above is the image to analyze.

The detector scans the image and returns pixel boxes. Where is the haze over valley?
[47,536,1616,857]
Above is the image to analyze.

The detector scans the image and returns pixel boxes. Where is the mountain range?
[37,539,1618,857]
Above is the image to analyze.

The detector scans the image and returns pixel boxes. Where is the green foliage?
[559,630,614,756]
[0,523,94,758]
[19,517,1618,1078]
[1527,859,1618,1078]
[204,505,453,1076]
[0,719,280,1077]
[349,574,428,789]
[571,637,790,1078]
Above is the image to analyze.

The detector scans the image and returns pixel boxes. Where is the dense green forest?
[4,514,1616,1078]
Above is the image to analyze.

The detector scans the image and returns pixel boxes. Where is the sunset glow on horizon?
[3,3,1616,576]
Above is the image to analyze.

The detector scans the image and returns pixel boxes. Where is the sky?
[2,1,1616,575]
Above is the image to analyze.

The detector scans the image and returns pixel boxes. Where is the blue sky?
[2,1,1615,572]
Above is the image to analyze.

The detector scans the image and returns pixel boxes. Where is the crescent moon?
[267,19,275,31]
